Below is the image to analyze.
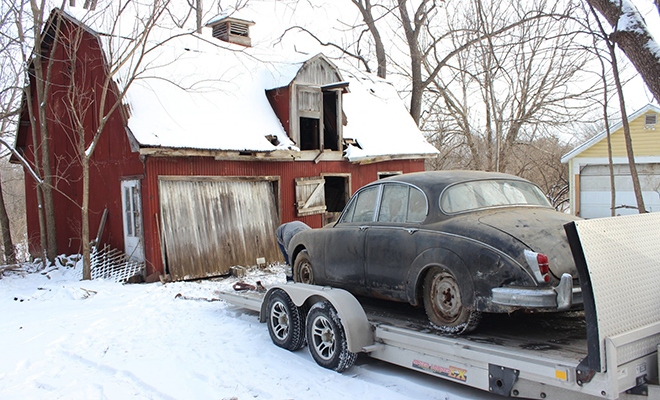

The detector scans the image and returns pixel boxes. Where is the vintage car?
[286,171,582,333]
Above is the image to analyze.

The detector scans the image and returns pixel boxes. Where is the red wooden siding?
[20,15,144,260]
[266,87,291,134]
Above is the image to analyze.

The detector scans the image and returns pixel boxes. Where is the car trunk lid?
[478,208,579,278]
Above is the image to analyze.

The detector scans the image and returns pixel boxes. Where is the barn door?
[295,176,327,216]
[121,180,144,262]
[159,177,281,281]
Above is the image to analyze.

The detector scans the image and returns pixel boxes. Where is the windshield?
[440,179,551,214]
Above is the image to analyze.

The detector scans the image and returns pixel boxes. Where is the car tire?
[423,267,480,334]
[305,301,357,372]
[294,250,315,284]
[266,289,305,351]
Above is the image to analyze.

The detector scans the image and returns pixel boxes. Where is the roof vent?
[206,15,255,47]
[645,113,657,126]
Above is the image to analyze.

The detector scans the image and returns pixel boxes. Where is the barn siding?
[21,17,144,260]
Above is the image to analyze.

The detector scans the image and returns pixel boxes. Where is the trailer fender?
[260,283,374,353]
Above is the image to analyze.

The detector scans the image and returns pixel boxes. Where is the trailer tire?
[423,267,480,334]
[266,289,305,351]
[306,301,357,372]
[294,250,315,284]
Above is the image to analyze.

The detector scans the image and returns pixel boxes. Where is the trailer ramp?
[565,212,660,398]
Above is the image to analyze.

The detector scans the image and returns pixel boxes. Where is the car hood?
[477,208,580,278]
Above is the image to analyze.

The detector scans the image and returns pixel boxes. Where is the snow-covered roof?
[62,4,438,162]
[561,103,660,163]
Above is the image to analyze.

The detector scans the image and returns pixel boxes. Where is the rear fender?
[405,248,475,308]
[260,283,374,353]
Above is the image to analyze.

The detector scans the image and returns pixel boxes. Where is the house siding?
[566,107,660,216]
[579,114,660,158]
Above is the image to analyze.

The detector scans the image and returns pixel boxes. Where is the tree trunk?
[30,2,60,263]
[0,174,16,264]
[82,157,91,280]
[586,0,660,103]
[352,0,387,78]
[610,43,647,213]
[398,0,426,125]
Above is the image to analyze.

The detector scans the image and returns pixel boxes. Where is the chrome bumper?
[491,273,582,311]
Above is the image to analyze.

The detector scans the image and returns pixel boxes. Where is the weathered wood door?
[159,177,281,280]
[295,176,327,216]
[121,179,145,262]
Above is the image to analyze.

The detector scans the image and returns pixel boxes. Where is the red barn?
[14,8,438,280]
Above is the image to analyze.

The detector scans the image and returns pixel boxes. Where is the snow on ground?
[0,261,499,400]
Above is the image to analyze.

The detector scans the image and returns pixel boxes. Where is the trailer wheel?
[423,267,480,334]
[266,289,305,351]
[294,250,315,284]
[306,301,357,372]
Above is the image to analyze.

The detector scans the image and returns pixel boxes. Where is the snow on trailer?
[218,212,660,400]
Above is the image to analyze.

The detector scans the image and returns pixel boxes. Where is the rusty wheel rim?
[298,262,314,284]
[430,271,462,324]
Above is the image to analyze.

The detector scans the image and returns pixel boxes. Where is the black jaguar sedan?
[286,171,582,334]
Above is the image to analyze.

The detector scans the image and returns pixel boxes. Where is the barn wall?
[21,17,144,260]
[141,157,425,275]
[266,87,291,135]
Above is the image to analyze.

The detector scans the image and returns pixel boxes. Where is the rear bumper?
[491,273,582,310]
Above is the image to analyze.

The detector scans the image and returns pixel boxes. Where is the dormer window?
[207,16,254,47]
[295,82,349,151]
[264,55,349,154]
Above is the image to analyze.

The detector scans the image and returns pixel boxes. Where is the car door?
[324,184,381,293]
[365,183,427,301]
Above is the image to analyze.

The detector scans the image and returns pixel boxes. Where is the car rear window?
[440,179,551,214]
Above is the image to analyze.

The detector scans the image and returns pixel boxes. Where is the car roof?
[376,170,526,190]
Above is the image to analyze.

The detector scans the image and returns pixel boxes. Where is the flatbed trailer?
[217,213,660,400]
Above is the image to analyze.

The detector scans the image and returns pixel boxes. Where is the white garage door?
[159,177,281,281]
[579,164,660,219]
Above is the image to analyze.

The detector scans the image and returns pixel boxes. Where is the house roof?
[61,6,439,162]
[561,103,660,163]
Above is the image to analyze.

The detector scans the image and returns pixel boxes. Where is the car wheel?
[305,301,357,372]
[423,267,480,334]
[294,250,315,284]
[266,289,305,351]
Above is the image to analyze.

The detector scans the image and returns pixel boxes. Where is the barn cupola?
[206,14,255,47]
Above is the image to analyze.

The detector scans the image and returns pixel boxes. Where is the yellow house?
[561,104,660,218]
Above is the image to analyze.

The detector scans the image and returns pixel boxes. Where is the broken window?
[300,117,320,150]
[296,85,342,151]
[323,91,339,151]
[295,175,350,221]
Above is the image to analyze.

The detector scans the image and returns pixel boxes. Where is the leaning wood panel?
[159,178,281,281]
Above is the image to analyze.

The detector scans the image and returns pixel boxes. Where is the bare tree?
[13,0,65,264]
[0,0,25,264]
[586,1,647,213]
[57,1,170,279]
[427,0,595,175]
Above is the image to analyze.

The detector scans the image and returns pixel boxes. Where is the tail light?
[524,250,551,283]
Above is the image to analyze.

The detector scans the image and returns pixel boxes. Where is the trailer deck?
[217,212,660,399]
